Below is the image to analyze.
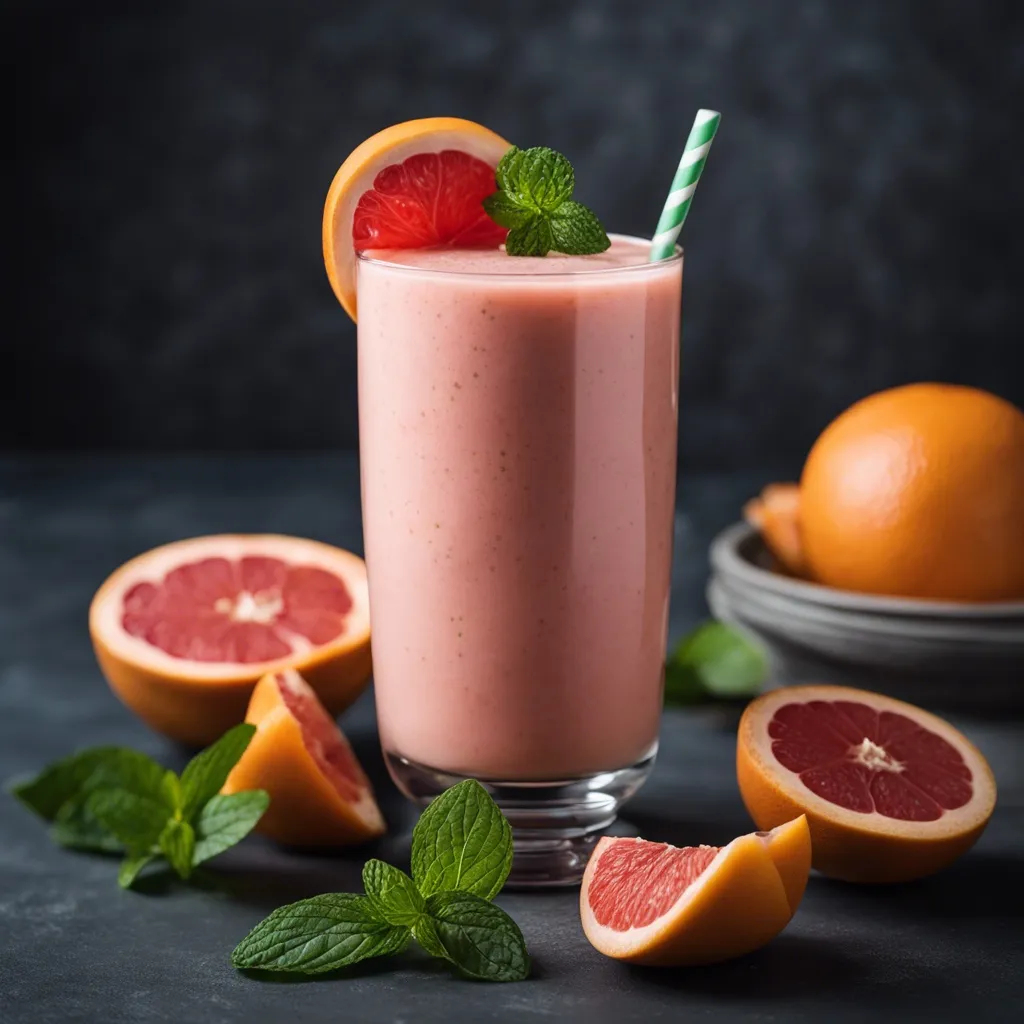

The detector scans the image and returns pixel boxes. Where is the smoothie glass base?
[384,746,658,887]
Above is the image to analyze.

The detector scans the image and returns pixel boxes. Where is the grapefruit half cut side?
[322,117,512,320]
[579,817,809,966]
[223,668,384,846]
[89,534,372,746]
[737,684,997,883]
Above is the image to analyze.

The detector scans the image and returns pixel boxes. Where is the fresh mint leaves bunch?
[231,779,529,983]
[483,146,611,257]
[10,723,269,888]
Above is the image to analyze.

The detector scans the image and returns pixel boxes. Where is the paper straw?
[648,109,721,261]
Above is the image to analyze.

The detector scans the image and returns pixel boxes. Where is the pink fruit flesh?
[589,840,720,931]
[276,673,365,802]
[121,556,353,663]
[353,151,508,250]
[768,700,973,821]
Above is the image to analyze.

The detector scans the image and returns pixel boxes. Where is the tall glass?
[357,236,682,885]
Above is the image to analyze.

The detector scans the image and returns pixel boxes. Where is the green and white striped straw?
[649,109,721,262]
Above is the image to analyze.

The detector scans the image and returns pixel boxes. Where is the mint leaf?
[665,621,768,705]
[160,770,182,812]
[160,819,196,879]
[411,915,447,959]
[549,201,611,255]
[99,750,169,802]
[193,791,269,866]
[12,735,268,888]
[51,797,123,852]
[505,218,555,257]
[481,192,536,230]
[231,894,409,974]
[87,789,170,853]
[10,747,165,821]
[424,892,529,982]
[11,747,168,855]
[179,723,256,820]
[494,146,574,212]
[10,748,121,820]
[228,782,529,983]
[483,145,609,256]
[362,860,424,927]
[118,853,155,890]
[411,780,512,900]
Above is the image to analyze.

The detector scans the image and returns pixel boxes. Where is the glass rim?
[356,233,683,280]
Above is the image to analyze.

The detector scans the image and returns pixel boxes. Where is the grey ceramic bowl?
[707,522,1024,712]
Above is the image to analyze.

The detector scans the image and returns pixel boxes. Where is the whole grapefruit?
[799,383,1024,601]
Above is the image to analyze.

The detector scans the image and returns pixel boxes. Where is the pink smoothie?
[357,236,682,780]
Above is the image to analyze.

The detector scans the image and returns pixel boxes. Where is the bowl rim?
[710,522,1024,619]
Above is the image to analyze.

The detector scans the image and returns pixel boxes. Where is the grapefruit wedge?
[743,482,808,578]
[737,685,997,883]
[322,117,512,320]
[90,535,372,746]
[580,817,810,966]
[223,669,384,846]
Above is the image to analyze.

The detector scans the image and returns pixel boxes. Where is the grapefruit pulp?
[322,117,512,320]
[737,684,997,883]
[90,535,372,746]
[580,816,810,966]
[223,668,385,846]
[353,150,508,252]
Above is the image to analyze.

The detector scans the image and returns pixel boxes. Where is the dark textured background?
[8,0,1024,466]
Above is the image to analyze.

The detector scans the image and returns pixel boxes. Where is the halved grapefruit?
[223,668,385,846]
[743,482,807,578]
[580,817,810,966]
[89,535,372,746]
[322,117,512,320]
[737,685,997,883]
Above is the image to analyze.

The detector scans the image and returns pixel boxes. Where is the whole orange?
[799,383,1024,601]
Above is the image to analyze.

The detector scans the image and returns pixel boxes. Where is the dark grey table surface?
[1,455,1021,1024]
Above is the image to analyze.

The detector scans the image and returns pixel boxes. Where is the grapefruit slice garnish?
[223,669,384,846]
[743,482,808,578]
[89,535,371,746]
[580,816,810,966]
[737,684,997,883]
[322,117,512,321]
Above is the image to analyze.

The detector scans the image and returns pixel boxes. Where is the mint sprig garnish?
[664,621,769,705]
[231,780,529,983]
[9,723,269,887]
[483,146,610,257]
